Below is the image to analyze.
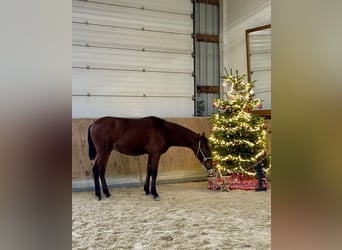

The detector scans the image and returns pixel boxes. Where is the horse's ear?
[201,132,205,137]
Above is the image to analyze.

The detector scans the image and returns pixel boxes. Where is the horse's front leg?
[144,155,152,196]
[150,154,161,201]
[151,168,159,201]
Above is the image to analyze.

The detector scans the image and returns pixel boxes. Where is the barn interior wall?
[72,0,194,118]
[72,1,272,189]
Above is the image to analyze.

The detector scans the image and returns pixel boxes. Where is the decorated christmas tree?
[209,68,269,177]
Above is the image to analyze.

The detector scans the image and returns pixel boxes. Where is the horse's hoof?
[105,193,111,198]
[98,196,102,201]
[145,192,151,196]
[153,196,160,201]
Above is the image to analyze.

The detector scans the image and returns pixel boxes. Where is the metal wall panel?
[72,69,193,96]
[72,0,194,118]
[72,1,192,34]
[72,46,192,72]
[194,2,220,116]
[250,53,271,71]
[197,42,219,85]
[73,22,192,53]
[72,96,194,118]
[197,3,219,35]
[249,28,271,110]
[80,0,192,15]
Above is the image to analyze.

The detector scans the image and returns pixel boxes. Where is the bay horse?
[87,116,212,201]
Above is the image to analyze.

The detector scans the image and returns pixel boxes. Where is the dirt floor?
[72,181,271,250]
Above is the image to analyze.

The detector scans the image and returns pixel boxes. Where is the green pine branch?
[209,68,269,176]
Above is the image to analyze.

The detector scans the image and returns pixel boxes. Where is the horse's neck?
[167,123,199,152]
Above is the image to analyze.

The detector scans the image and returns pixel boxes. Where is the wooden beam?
[197,85,220,94]
[246,24,271,34]
[251,109,271,119]
[196,0,219,6]
[196,34,219,43]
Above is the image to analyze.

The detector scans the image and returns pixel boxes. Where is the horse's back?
[92,116,165,131]
[90,116,125,136]
[90,116,169,154]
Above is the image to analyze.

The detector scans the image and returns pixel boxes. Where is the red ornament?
[258,103,262,109]
[244,104,251,113]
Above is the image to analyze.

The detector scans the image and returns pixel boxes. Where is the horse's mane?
[162,119,200,138]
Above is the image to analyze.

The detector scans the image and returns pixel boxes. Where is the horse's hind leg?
[144,155,152,196]
[99,152,111,198]
[92,161,102,200]
[92,151,110,200]
[100,172,111,198]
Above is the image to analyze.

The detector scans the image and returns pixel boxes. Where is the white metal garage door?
[72,0,194,118]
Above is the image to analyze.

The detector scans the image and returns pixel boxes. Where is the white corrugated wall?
[72,0,194,118]
[220,0,271,110]
[249,27,271,110]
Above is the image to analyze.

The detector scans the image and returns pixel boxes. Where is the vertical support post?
[192,0,197,116]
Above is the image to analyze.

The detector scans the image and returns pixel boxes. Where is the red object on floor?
[208,173,267,191]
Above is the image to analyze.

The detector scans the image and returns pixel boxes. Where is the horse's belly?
[113,143,145,156]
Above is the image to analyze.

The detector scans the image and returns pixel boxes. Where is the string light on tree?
[209,68,270,177]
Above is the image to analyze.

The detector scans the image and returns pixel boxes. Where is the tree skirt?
[208,173,268,191]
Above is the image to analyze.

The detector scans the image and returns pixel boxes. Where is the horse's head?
[196,133,213,172]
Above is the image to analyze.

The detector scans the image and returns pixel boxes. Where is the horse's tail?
[87,125,97,160]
